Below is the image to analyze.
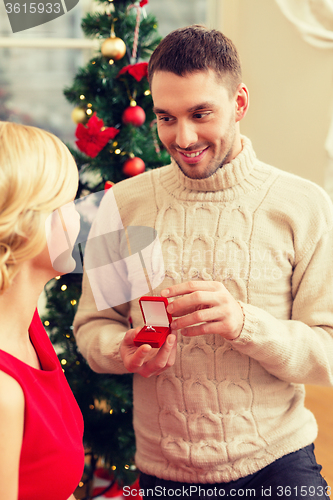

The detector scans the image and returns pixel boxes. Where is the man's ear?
[235,83,249,123]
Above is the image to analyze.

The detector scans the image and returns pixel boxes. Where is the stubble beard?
[173,145,233,180]
[166,116,236,180]
[170,130,236,180]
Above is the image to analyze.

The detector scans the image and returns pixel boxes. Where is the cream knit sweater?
[74,136,333,483]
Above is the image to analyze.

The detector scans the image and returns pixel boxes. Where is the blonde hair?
[0,121,79,293]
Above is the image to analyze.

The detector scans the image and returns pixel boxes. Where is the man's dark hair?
[148,25,242,95]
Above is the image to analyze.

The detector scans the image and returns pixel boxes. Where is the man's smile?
[177,147,209,164]
[181,149,205,158]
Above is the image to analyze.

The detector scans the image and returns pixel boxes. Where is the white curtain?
[274,0,333,48]
[275,0,333,196]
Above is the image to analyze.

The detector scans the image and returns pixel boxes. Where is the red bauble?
[123,157,145,177]
[122,105,146,127]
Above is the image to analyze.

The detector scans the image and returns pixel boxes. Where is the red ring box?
[134,296,172,348]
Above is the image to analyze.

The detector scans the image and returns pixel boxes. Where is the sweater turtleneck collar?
[159,136,267,202]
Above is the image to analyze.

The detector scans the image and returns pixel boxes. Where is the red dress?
[0,310,85,500]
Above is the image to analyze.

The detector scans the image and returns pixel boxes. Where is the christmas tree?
[65,0,169,185]
[41,1,169,497]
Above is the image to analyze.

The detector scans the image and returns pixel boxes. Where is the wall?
[210,0,333,188]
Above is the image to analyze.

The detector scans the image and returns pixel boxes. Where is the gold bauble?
[71,106,88,124]
[101,36,126,61]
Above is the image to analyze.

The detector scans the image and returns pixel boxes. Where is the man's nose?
[175,122,198,150]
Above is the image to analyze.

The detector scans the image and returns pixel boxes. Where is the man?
[74,26,333,498]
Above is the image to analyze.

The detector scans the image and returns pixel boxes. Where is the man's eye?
[158,116,173,122]
[194,112,209,119]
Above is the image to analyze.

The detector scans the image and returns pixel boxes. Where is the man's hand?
[161,281,244,341]
[120,328,177,377]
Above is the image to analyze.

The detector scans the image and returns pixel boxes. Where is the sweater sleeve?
[73,171,159,375]
[73,270,131,374]
[232,209,333,386]
[73,186,132,375]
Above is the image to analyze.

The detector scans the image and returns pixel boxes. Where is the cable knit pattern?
[74,136,333,483]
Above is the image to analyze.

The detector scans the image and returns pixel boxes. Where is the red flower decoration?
[140,0,148,6]
[104,180,114,190]
[75,113,119,158]
[117,62,148,82]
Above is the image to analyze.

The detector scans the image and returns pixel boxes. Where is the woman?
[0,121,84,500]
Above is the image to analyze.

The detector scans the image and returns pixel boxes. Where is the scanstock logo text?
[3,0,80,33]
